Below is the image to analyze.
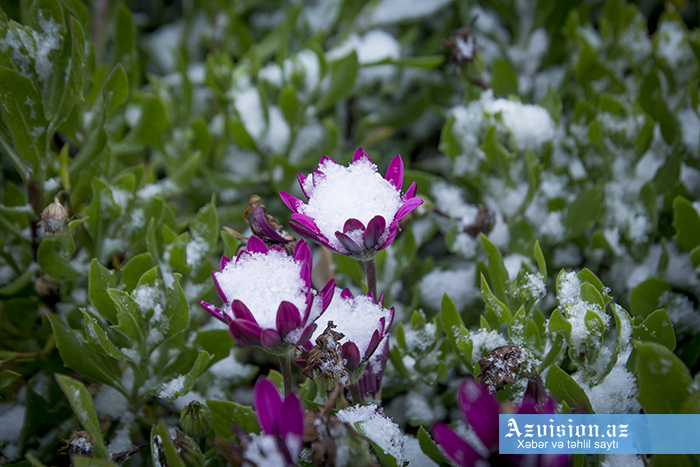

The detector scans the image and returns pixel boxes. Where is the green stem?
[349,382,363,406]
[279,353,293,395]
[364,259,377,300]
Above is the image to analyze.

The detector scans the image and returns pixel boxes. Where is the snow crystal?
[679,107,700,155]
[186,235,209,267]
[283,49,321,94]
[403,435,438,467]
[215,248,307,331]
[583,365,641,414]
[662,291,700,335]
[93,385,129,419]
[524,272,546,301]
[404,323,436,353]
[328,30,400,65]
[336,404,406,464]
[420,266,477,310]
[482,97,556,151]
[655,20,691,70]
[232,84,265,140]
[207,352,257,384]
[301,158,401,251]
[258,62,283,87]
[133,284,161,314]
[158,375,185,399]
[32,11,62,86]
[469,329,508,362]
[107,412,136,455]
[557,272,610,352]
[312,289,392,358]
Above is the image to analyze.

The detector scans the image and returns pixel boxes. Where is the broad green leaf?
[193,330,235,364]
[316,51,358,113]
[71,456,118,467]
[634,341,694,414]
[151,420,184,467]
[0,370,21,391]
[279,85,298,124]
[441,294,472,371]
[103,64,129,117]
[579,283,605,311]
[170,151,202,188]
[115,95,169,152]
[55,374,110,460]
[673,196,700,251]
[481,126,511,181]
[37,237,81,281]
[630,278,670,318]
[82,311,130,362]
[480,272,512,325]
[358,426,400,467]
[48,314,122,387]
[190,196,218,253]
[564,185,604,239]
[163,277,189,341]
[107,288,143,341]
[577,268,612,304]
[157,351,211,401]
[480,234,510,303]
[417,426,447,465]
[545,364,594,413]
[89,259,118,322]
[0,66,48,172]
[491,57,518,96]
[220,230,240,258]
[633,309,675,350]
[120,253,154,292]
[207,399,260,439]
[368,55,445,68]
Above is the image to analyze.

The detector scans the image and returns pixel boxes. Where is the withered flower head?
[244,195,297,254]
[477,345,536,393]
[40,196,69,234]
[297,321,349,390]
[61,431,93,457]
[444,17,479,67]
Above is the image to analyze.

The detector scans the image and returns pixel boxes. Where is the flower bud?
[61,431,93,457]
[40,197,69,234]
[179,401,212,439]
[172,430,205,467]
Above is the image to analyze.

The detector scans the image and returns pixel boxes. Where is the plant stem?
[279,353,293,395]
[364,259,377,300]
[349,382,363,406]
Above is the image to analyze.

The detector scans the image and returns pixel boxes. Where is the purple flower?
[432,379,569,467]
[280,148,423,260]
[311,288,394,376]
[199,236,334,352]
[245,377,304,466]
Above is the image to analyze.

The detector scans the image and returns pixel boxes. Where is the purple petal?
[294,240,313,288]
[301,290,315,324]
[291,213,323,235]
[458,380,500,451]
[279,191,303,213]
[340,288,354,300]
[364,216,386,249]
[395,197,424,222]
[294,323,316,346]
[254,378,283,435]
[517,397,538,415]
[335,232,364,254]
[246,236,269,254]
[343,218,365,233]
[261,328,283,349]
[279,392,304,440]
[320,279,336,311]
[403,181,418,200]
[289,220,328,248]
[385,155,404,191]
[364,330,381,360]
[319,155,338,166]
[377,222,399,250]
[311,170,326,186]
[432,422,483,467]
[220,256,232,270]
[213,271,228,304]
[297,174,310,199]
[276,301,302,338]
[352,147,372,164]
[230,300,257,323]
[386,307,395,329]
[341,342,362,372]
[229,320,263,347]
[252,206,289,243]
[199,301,230,325]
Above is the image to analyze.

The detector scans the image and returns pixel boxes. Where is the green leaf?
[190,196,218,254]
[107,288,143,341]
[48,314,122,387]
[316,51,358,113]
[480,272,512,325]
[103,64,129,117]
[163,277,189,341]
[564,185,604,239]
[120,253,154,292]
[673,196,700,251]
[45,16,84,142]
[0,370,21,391]
[82,311,130,362]
[630,278,670,318]
[151,420,184,467]
[115,95,169,152]
[534,240,547,281]
[481,126,511,181]
[417,426,447,465]
[55,374,110,460]
[480,233,510,303]
[157,351,211,401]
[545,364,594,413]
[441,294,472,371]
[37,237,82,281]
[89,259,118,322]
[633,309,675,350]
[207,400,260,439]
[579,283,605,311]
[279,85,299,124]
[71,456,118,467]
[634,341,694,414]
[491,57,518,96]
[0,66,48,173]
[368,55,445,68]
[540,85,562,124]
[577,268,612,305]
[193,330,234,364]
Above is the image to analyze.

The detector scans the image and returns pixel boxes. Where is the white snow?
[368,0,452,25]
[301,157,401,251]
[336,404,406,464]
[214,248,308,331]
[469,329,508,362]
[420,267,477,310]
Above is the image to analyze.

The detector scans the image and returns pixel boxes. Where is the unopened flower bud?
[179,401,212,439]
[40,197,68,234]
[172,430,205,467]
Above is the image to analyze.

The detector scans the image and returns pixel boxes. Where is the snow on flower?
[280,148,423,260]
[199,236,334,351]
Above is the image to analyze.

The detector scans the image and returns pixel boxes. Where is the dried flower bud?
[179,401,212,439]
[244,195,297,254]
[444,18,487,88]
[297,322,349,389]
[61,431,93,457]
[40,197,69,234]
[477,345,536,393]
